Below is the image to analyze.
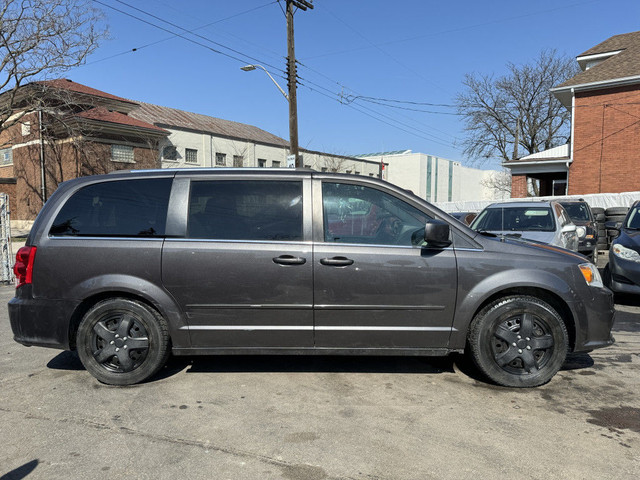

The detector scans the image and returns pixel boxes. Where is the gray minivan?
[9,169,615,387]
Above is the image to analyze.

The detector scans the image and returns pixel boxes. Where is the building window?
[163,146,178,161]
[186,148,198,164]
[354,171,360,176]
[304,164,311,169]
[0,148,12,166]
[346,170,352,174]
[215,152,226,166]
[258,158,267,168]
[233,155,244,167]
[272,161,281,168]
[111,144,134,163]
[321,167,328,172]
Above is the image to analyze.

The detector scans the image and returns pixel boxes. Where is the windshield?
[560,203,590,222]
[471,206,555,232]
[625,206,640,229]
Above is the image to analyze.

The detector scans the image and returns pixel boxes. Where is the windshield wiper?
[477,230,498,237]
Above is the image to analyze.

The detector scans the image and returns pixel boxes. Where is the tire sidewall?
[77,298,168,386]
[469,296,568,387]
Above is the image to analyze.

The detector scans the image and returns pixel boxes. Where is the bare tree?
[0,0,106,141]
[456,49,578,164]
[480,169,512,199]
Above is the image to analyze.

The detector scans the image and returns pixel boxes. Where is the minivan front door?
[162,177,313,349]
[313,181,457,349]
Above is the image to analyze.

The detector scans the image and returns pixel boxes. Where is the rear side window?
[187,180,302,241]
[49,179,172,237]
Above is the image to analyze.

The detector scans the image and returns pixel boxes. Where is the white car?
[470,201,579,252]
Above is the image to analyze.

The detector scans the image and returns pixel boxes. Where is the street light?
[241,64,288,101]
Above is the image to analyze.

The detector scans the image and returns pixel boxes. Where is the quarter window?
[49,179,172,237]
[188,181,303,241]
[322,183,430,246]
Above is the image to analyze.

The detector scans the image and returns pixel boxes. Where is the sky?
[64,0,640,170]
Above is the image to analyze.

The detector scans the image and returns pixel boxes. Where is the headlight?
[612,243,640,263]
[579,263,603,288]
[576,226,586,238]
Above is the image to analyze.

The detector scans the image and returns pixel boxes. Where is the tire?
[591,207,605,216]
[605,207,629,216]
[467,296,568,388]
[76,298,170,386]
[595,213,606,222]
[606,215,627,223]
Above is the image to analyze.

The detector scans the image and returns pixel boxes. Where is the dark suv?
[559,200,598,260]
[9,169,615,387]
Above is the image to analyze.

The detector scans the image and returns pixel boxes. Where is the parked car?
[559,200,598,260]
[470,201,579,252]
[10,169,614,387]
[449,211,478,226]
[604,200,640,294]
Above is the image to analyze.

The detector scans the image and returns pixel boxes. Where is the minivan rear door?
[162,174,313,349]
[312,179,457,349]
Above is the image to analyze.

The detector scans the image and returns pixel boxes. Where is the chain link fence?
[1,193,14,284]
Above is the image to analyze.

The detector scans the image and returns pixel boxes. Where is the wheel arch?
[467,287,576,351]
[451,269,578,352]
[67,276,188,350]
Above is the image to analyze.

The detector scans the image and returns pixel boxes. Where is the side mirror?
[561,224,577,234]
[604,220,621,231]
[424,219,452,248]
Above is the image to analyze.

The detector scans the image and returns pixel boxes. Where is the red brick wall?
[569,85,640,194]
[511,175,527,198]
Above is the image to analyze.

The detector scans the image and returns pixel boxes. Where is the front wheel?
[467,296,568,387]
[76,298,170,385]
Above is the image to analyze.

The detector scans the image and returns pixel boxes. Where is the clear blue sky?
[67,0,640,170]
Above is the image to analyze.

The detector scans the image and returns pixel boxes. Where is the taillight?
[14,246,37,288]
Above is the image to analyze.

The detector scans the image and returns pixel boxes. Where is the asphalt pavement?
[1,285,639,480]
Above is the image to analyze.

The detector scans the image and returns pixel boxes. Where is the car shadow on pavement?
[0,459,39,480]
[178,355,456,375]
[46,351,83,370]
[561,352,594,370]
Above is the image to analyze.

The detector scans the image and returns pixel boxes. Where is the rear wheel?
[467,296,568,387]
[77,298,170,385]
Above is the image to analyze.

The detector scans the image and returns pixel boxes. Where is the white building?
[356,150,509,204]
[130,102,381,176]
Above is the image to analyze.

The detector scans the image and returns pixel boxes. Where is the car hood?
[616,229,640,248]
[476,232,586,262]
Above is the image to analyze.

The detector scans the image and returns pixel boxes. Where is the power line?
[109,0,285,75]
[85,1,278,66]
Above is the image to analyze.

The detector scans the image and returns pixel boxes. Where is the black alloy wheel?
[468,296,568,387]
[77,298,170,385]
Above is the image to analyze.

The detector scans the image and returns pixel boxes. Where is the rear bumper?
[8,290,80,350]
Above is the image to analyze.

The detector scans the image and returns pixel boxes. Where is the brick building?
[504,31,640,197]
[0,80,168,219]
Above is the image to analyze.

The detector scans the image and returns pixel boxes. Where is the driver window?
[322,182,430,246]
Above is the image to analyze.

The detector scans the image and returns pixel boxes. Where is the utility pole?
[286,0,313,168]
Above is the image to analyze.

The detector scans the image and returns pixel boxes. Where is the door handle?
[319,256,354,267]
[273,255,307,266]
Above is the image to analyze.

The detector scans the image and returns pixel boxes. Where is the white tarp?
[437,191,640,213]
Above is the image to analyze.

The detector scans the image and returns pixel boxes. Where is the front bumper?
[8,288,80,350]
[569,285,615,352]
[607,250,640,294]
